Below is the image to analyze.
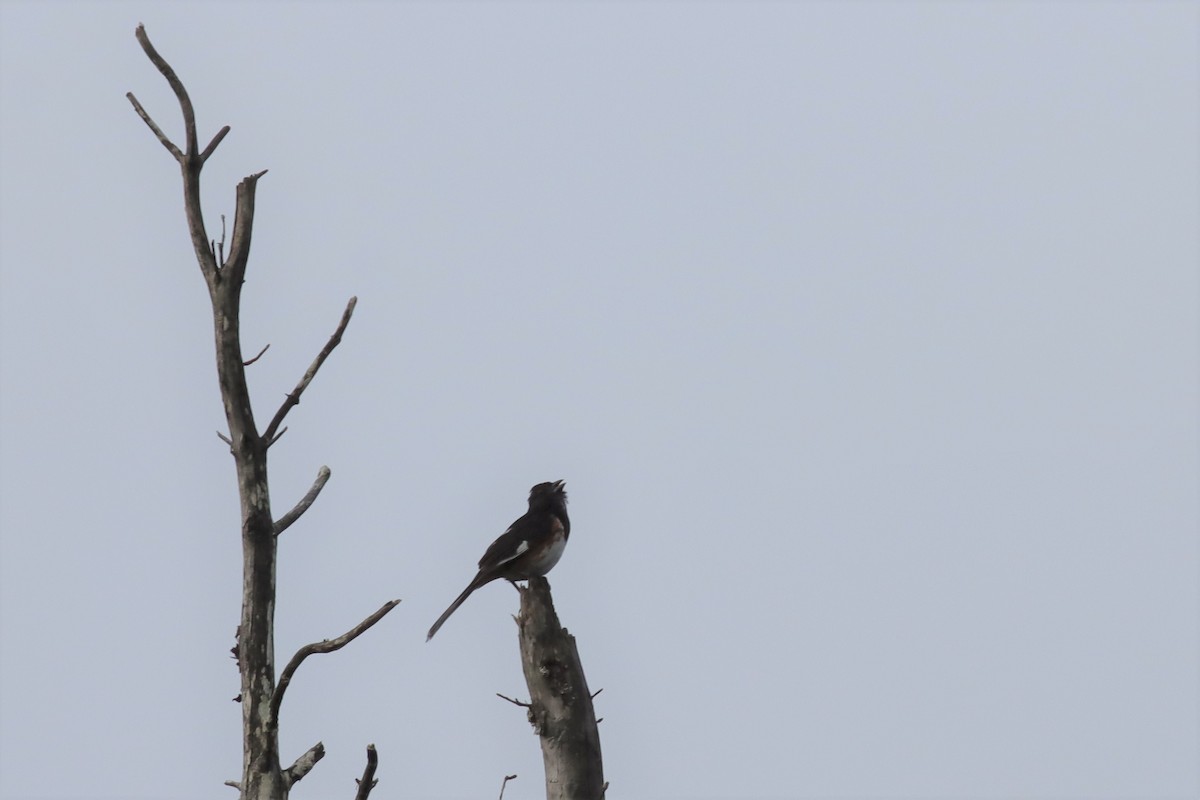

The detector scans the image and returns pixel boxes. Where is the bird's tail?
[426,575,484,641]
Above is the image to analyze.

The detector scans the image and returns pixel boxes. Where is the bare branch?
[133,24,199,157]
[496,692,532,709]
[270,599,401,725]
[268,426,288,447]
[125,92,182,160]
[353,744,380,800]
[129,25,222,279]
[498,774,518,800]
[274,466,331,536]
[263,296,358,444]
[282,741,325,788]
[216,430,233,446]
[224,780,240,790]
[201,125,231,163]
[244,343,270,366]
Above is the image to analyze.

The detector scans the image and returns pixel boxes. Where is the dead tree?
[127,25,398,800]
[511,578,606,800]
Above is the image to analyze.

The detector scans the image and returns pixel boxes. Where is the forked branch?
[129,23,228,165]
[132,22,198,156]
[127,24,229,283]
[263,296,358,445]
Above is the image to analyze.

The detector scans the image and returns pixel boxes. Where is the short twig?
[216,430,233,446]
[354,744,380,800]
[262,296,357,445]
[274,466,331,536]
[282,741,325,788]
[498,774,518,800]
[269,599,401,725]
[201,126,231,164]
[496,692,532,709]
[267,426,288,447]
[243,343,270,366]
[590,687,604,700]
[223,780,240,790]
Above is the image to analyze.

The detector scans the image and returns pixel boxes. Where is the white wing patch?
[496,540,529,566]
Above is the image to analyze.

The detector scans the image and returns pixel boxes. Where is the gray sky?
[0,2,1196,799]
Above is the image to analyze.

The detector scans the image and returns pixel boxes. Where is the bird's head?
[528,480,567,511]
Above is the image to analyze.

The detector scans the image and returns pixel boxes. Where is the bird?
[427,480,570,641]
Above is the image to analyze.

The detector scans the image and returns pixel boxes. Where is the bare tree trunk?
[128,25,396,800]
[517,578,606,800]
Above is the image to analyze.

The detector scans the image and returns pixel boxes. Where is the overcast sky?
[0,2,1196,799]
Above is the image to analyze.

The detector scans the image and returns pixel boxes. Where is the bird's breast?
[522,530,567,577]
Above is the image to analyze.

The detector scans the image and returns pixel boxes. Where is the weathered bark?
[128,25,397,800]
[517,577,605,800]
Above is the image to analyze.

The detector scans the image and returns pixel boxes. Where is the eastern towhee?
[426,480,570,641]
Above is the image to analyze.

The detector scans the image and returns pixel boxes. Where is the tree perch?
[516,577,605,800]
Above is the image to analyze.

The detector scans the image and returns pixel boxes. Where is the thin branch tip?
[262,297,358,442]
[243,343,270,366]
[126,91,182,159]
[273,465,331,535]
[200,125,231,162]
